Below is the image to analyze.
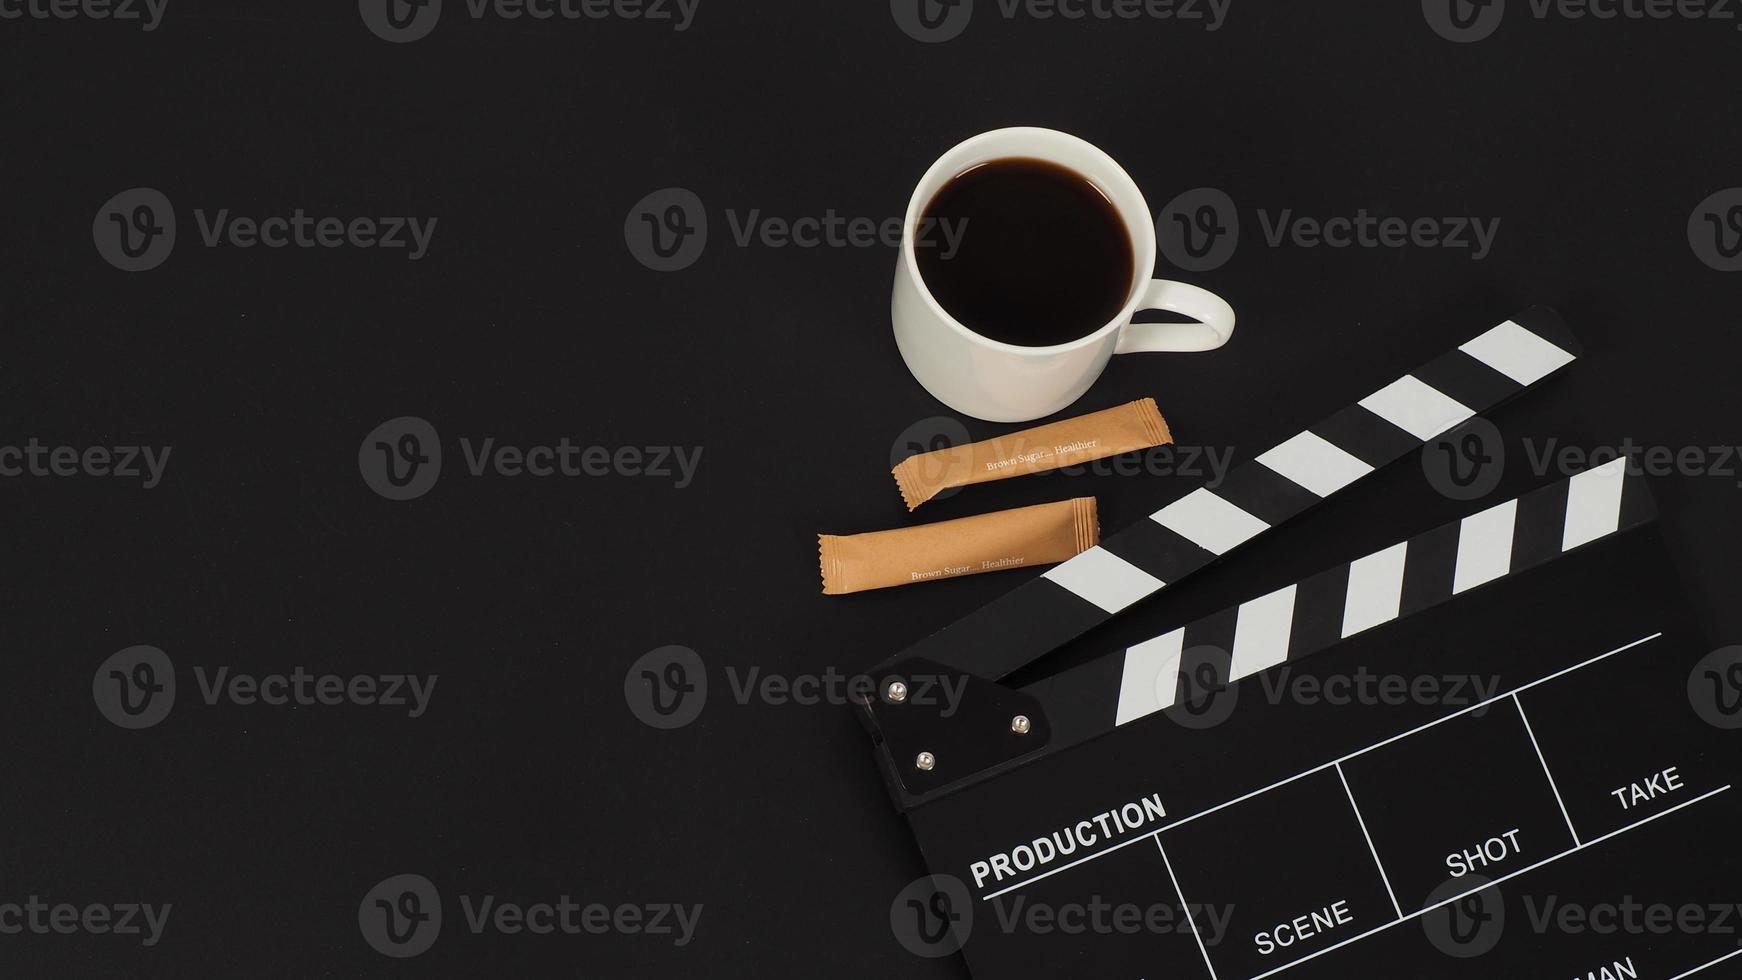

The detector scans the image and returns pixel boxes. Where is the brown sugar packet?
[819,497,1098,596]
[892,398,1171,510]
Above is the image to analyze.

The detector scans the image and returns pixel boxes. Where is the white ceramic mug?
[892,127,1236,423]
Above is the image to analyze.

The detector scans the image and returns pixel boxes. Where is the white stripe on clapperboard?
[1452,497,1518,594]
[1042,546,1164,616]
[1341,541,1407,638]
[1359,374,1476,442]
[1112,457,1629,729]
[987,631,1734,919]
[1255,431,1374,499]
[1046,318,1574,635]
[1460,319,1579,385]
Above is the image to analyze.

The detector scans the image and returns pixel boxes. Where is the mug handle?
[1114,280,1236,354]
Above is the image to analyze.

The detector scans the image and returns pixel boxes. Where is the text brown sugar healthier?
[892,398,1172,510]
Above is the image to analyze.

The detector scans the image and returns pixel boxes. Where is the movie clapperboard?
[859,309,1742,980]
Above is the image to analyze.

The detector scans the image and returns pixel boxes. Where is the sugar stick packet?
[819,497,1098,596]
[892,398,1171,510]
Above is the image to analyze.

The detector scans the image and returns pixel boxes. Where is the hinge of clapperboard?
[856,306,1620,812]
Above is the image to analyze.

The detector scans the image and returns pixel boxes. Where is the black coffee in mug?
[916,157,1135,348]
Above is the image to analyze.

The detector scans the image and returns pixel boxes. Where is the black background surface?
[4,1,1742,976]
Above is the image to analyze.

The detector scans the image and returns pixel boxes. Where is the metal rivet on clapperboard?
[915,752,936,771]
[1011,715,1031,735]
[887,680,908,703]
